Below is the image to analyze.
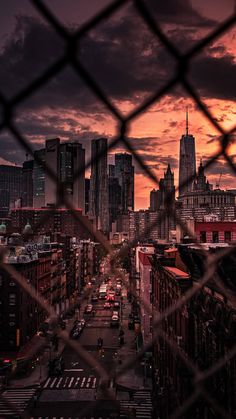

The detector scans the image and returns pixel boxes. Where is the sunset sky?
[0,0,235,209]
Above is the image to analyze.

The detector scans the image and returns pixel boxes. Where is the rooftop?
[164,266,189,279]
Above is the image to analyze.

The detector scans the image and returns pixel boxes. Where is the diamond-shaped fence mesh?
[0,0,236,418]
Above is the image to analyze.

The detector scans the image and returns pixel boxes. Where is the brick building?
[10,207,92,240]
[195,221,236,243]
[151,255,193,418]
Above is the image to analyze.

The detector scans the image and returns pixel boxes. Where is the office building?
[33,148,45,208]
[89,138,109,234]
[178,110,196,195]
[115,153,134,213]
[85,178,90,214]
[0,165,22,217]
[149,189,159,211]
[22,159,34,207]
[45,139,85,211]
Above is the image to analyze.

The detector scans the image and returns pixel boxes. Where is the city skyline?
[0,1,235,209]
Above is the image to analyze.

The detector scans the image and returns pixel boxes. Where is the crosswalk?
[30,417,115,419]
[43,376,98,389]
[0,387,37,417]
[120,390,152,419]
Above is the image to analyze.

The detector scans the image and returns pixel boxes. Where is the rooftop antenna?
[186,106,189,136]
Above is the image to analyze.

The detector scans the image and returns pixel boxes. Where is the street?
[2,270,152,419]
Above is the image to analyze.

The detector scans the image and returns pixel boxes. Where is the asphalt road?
[29,277,122,419]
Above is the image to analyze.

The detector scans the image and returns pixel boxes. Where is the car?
[115,289,121,296]
[104,302,112,309]
[113,301,120,308]
[91,295,98,302]
[91,277,96,283]
[74,319,85,328]
[110,314,119,328]
[84,304,93,314]
[112,310,119,317]
[107,294,115,302]
[48,357,64,376]
[59,321,66,330]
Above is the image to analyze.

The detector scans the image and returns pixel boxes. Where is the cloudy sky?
[0,0,235,209]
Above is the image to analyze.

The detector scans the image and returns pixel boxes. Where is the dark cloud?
[0,1,234,179]
[189,53,236,101]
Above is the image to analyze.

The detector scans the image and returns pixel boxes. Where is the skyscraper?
[149,189,159,211]
[22,159,34,207]
[178,109,196,196]
[0,165,22,216]
[108,164,121,228]
[85,178,90,214]
[34,139,85,211]
[89,138,109,233]
[33,148,46,208]
[115,153,134,212]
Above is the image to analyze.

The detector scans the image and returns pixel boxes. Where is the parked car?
[115,289,121,296]
[112,310,119,317]
[104,302,112,309]
[113,301,120,308]
[110,314,120,328]
[59,320,66,330]
[91,295,98,302]
[48,357,64,376]
[84,304,93,314]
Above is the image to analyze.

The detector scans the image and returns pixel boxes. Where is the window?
[224,231,231,242]
[200,231,206,243]
[212,231,219,243]
[9,293,16,306]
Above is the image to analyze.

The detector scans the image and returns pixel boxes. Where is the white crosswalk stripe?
[43,376,98,389]
[120,390,152,419]
[30,417,112,419]
[0,388,37,416]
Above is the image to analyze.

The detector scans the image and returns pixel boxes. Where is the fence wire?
[0,0,236,418]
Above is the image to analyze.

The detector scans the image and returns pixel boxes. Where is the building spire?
[186,106,189,136]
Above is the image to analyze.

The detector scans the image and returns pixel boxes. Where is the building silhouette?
[33,139,85,211]
[0,165,22,217]
[115,153,134,213]
[108,164,121,229]
[33,148,45,208]
[149,189,159,211]
[85,178,90,214]
[89,138,109,233]
[22,159,34,207]
[178,109,196,195]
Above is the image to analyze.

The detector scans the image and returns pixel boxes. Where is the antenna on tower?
[186,106,189,136]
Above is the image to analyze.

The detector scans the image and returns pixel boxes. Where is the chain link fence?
[0,0,236,417]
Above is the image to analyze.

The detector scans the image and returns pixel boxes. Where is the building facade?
[10,208,92,240]
[89,138,109,233]
[178,112,196,196]
[0,165,22,217]
[22,159,34,207]
[114,153,134,213]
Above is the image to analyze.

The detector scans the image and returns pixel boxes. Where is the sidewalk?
[9,297,89,389]
[114,293,152,391]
